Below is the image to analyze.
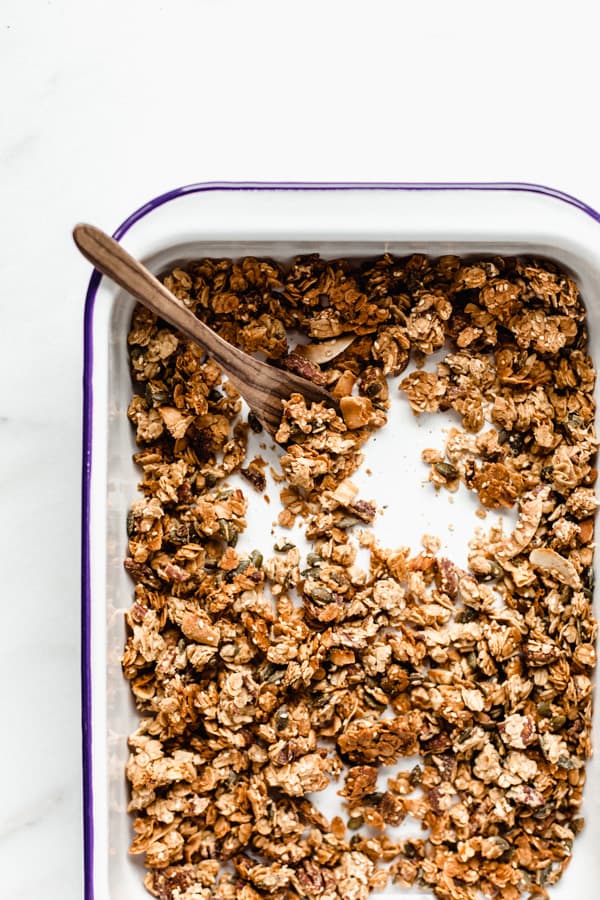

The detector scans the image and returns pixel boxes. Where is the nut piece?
[340,395,374,429]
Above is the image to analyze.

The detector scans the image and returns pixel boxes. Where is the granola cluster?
[123,254,597,900]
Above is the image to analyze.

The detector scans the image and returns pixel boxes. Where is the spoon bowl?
[73,224,338,435]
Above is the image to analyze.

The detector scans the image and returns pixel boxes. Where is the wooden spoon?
[73,223,337,435]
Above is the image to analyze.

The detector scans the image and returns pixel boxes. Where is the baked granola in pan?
[123,254,597,900]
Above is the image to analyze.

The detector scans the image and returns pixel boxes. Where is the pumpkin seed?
[435,461,458,479]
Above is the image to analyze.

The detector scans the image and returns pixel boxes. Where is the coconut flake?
[294,334,355,365]
[528,547,581,588]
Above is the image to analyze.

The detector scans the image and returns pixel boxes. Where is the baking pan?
[82,183,600,899]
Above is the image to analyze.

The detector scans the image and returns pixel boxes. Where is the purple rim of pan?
[81,181,600,899]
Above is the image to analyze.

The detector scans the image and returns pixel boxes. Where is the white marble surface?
[2,1,600,897]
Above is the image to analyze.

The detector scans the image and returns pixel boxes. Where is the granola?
[123,254,597,900]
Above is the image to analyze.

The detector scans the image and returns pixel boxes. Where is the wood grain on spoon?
[73,223,338,435]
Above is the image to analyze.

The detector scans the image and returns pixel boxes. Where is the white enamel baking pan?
[82,182,600,900]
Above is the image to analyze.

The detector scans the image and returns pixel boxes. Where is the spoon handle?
[73,223,250,385]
